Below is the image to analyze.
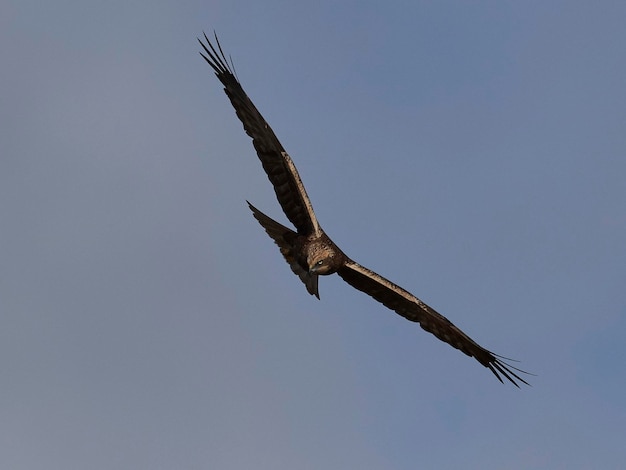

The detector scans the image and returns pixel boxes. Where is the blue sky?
[2,1,625,468]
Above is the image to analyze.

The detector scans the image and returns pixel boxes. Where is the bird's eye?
[316,260,324,265]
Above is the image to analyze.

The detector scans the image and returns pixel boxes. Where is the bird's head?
[305,236,343,276]
[308,256,333,275]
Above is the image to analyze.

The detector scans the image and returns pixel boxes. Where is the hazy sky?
[2,1,626,469]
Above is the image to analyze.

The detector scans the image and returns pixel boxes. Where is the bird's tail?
[247,201,320,298]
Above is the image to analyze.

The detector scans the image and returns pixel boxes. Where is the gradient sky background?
[2,1,626,469]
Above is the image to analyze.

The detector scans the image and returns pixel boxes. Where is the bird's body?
[248,201,345,298]
[199,33,528,386]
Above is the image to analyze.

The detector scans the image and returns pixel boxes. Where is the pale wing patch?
[281,152,321,236]
[342,260,432,311]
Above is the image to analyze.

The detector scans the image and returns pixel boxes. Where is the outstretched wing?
[199,33,320,236]
[337,259,529,386]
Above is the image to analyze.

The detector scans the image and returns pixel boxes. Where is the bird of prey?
[199,33,528,386]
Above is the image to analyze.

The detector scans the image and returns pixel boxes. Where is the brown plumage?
[199,32,529,386]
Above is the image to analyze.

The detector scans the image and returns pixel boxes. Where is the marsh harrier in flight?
[199,33,528,386]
